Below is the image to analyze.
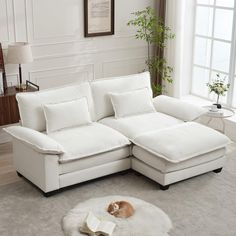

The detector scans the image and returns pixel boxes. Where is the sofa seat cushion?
[59,146,130,174]
[132,145,226,173]
[99,112,183,140]
[48,123,130,163]
[133,122,231,163]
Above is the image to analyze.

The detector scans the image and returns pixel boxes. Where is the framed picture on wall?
[84,0,114,37]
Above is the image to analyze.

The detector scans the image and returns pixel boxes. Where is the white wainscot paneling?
[4,63,19,86]
[102,57,147,78]
[0,0,10,42]
[31,36,147,60]
[29,64,94,90]
[27,0,83,44]
[13,0,28,41]
[6,74,18,86]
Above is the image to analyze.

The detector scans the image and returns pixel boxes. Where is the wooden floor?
[0,142,21,186]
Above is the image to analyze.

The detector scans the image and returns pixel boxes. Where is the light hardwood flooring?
[0,142,21,186]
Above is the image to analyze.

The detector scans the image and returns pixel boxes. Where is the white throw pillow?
[43,98,92,133]
[109,88,155,119]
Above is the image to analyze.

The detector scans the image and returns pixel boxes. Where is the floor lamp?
[7,42,33,91]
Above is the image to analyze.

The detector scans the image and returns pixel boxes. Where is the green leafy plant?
[127,7,175,95]
[207,73,230,105]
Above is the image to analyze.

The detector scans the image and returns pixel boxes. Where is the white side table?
[203,106,235,133]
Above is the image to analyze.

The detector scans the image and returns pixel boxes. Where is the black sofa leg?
[213,168,223,173]
[160,184,170,191]
[119,169,130,175]
[134,171,142,176]
[43,190,60,197]
[16,171,23,177]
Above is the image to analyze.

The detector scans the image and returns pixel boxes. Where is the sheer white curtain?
[164,0,195,98]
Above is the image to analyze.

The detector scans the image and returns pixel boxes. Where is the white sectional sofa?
[5,72,231,196]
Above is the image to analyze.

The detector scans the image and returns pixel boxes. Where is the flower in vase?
[206,74,230,105]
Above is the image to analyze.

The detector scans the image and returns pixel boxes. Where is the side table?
[0,81,39,126]
[203,106,235,133]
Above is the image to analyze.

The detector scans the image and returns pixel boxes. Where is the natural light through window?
[191,0,236,107]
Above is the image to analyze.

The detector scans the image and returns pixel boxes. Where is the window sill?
[181,94,212,106]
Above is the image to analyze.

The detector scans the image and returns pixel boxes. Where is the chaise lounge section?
[4,72,231,195]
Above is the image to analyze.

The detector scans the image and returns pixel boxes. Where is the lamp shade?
[7,42,33,64]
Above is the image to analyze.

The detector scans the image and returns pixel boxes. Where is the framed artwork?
[84,0,114,37]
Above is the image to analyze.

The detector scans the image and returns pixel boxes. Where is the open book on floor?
[79,212,116,236]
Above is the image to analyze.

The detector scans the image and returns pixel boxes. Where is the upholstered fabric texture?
[132,146,226,173]
[90,72,152,120]
[153,95,207,121]
[99,112,183,140]
[48,123,130,163]
[43,98,92,133]
[16,82,95,131]
[133,122,231,163]
[59,147,130,174]
[3,126,64,154]
[109,88,155,118]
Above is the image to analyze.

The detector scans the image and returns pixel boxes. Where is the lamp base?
[15,84,27,91]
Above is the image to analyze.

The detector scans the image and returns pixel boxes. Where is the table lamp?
[7,42,33,91]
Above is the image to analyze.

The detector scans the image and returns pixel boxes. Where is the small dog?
[107,201,135,218]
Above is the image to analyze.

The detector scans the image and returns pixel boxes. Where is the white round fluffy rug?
[62,195,172,236]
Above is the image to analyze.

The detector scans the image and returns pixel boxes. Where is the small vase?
[214,94,221,109]
[213,103,222,109]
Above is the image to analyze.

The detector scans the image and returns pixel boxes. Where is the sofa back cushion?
[90,72,152,120]
[16,82,94,132]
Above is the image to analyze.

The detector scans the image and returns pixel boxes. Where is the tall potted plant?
[127,7,174,95]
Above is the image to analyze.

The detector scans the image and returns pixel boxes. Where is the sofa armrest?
[153,95,207,121]
[4,126,64,155]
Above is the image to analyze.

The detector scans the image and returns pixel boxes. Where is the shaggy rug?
[62,195,172,236]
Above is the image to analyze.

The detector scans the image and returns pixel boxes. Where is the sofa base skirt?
[131,156,226,186]
[59,158,131,188]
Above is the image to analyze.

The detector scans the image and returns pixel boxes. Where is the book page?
[97,221,116,236]
[79,224,96,235]
[86,212,101,232]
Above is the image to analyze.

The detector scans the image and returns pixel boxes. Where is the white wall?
[0,0,155,89]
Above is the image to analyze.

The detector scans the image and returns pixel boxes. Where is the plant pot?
[213,103,222,109]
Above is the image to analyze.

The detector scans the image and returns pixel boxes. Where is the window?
[191,0,236,107]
